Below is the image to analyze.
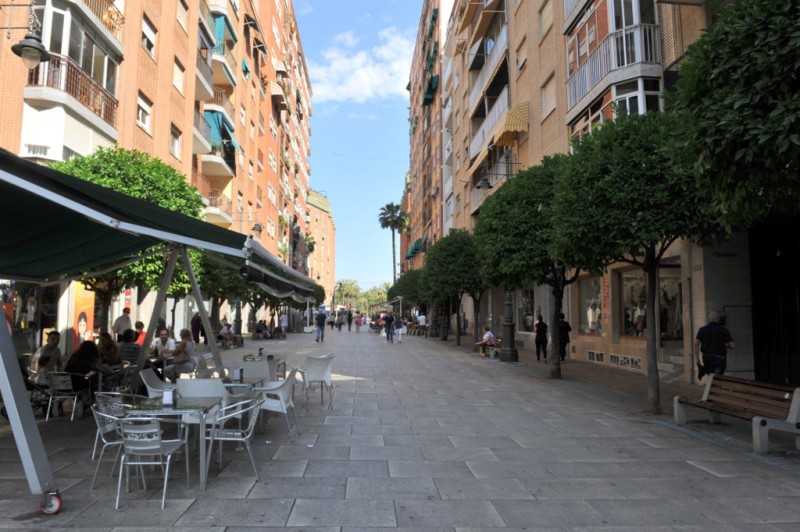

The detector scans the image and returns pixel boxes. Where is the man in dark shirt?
[315,310,327,343]
[695,311,735,377]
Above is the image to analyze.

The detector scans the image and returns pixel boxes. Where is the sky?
[295,0,423,291]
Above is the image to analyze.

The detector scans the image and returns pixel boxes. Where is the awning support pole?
[136,247,180,368]
[180,246,225,373]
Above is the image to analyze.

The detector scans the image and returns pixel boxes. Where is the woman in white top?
[165,328,198,379]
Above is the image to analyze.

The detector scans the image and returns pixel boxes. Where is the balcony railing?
[28,53,118,128]
[207,0,230,14]
[199,0,214,36]
[84,0,124,40]
[211,41,236,78]
[212,87,235,119]
[196,50,213,88]
[468,25,508,113]
[568,24,661,110]
[207,189,232,215]
[194,109,211,144]
[469,85,509,159]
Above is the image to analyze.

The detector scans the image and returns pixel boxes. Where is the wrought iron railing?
[27,53,118,128]
[211,87,235,119]
[207,189,232,214]
[84,0,124,40]
[196,50,213,88]
[468,25,508,113]
[194,109,211,144]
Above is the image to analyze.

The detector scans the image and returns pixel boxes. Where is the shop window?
[620,270,646,337]
[579,276,602,335]
[517,288,537,333]
[659,267,683,340]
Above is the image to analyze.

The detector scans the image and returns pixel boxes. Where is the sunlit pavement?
[2,326,800,529]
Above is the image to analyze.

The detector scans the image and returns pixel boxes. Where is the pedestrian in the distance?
[315,310,326,343]
[534,315,548,362]
[395,315,404,343]
[557,313,571,362]
[384,312,395,343]
[695,311,735,378]
[347,310,353,332]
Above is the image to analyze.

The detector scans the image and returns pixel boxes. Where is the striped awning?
[492,102,530,146]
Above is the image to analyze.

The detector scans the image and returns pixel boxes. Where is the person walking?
[110,307,132,342]
[315,310,327,343]
[355,313,363,333]
[347,310,353,332]
[534,315,548,362]
[395,315,404,343]
[557,313,572,362]
[695,311,735,378]
[336,312,345,332]
[191,312,202,343]
[384,312,395,343]
[279,311,289,337]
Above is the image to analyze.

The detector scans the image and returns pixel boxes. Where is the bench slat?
[715,380,794,402]
[705,393,790,419]
[707,387,793,410]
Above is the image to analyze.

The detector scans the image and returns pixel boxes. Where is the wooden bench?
[674,374,800,453]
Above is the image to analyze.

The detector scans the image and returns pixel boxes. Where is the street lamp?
[3,2,50,69]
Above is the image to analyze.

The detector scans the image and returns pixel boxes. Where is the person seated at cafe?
[165,328,198,379]
[97,332,121,368]
[64,340,113,400]
[217,320,233,348]
[133,321,146,346]
[30,330,62,384]
[117,328,141,366]
[147,329,176,379]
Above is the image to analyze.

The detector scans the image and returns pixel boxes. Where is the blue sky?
[296,0,423,290]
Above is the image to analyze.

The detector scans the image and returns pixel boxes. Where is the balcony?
[205,189,233,226]
[200,143,236,178]
[207,0,231,17]
[469,85,509,159]
[468,25,508,113]
[211,41,237,86]
[443,95,453,129]
[27,53,118,129]
[207,87,235,126]
[563,0,587,29]
[193,110,212,154]
[195,50,214,100]
[83,0,125,41]
[567,24,662,115]
[199,0,215,40]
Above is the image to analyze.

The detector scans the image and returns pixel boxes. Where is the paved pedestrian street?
[2,328,800,530]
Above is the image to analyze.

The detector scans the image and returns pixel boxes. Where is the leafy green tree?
[388,268,426,310]
[378,202,409,283]
[421,230,486,346]
[475,155,581,377]
[553,111,713,414]
[51,147,203,333]
[669,0,800,230]
[362,286,388,315]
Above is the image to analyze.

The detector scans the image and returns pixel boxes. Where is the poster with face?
[73,284,95,348]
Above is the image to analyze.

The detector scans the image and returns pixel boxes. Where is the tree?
[553,111,713,414]
[388,268,426,310]
[378,202,408,283]
[669,0,800,230]
[475,155,581,377]
[421,230,486,346]
[335,279,361,309]
[51,147,203,333]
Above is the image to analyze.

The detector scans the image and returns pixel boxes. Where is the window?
[176,0,188,31]
[141,16,157,57]
[136,93,152,133]
[541,75,556,119]
[172,59,185,93]
[248,162,254,181]
[240,106,246,125]
[170,125,182,158]
[620,269,646,337]
[515,36,528,72]
[268,184,276,205]
[250,121,255,140]
[517,287,537,333]
[538,0,553,39]
[579,277,602,335]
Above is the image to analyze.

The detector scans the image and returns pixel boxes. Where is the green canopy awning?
[0,148,314,299]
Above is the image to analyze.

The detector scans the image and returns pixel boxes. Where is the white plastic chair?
[115,417,190,510]
[205,397,266,482]
[45,372,87,421]
[254,368,301,442]
[299,354,334,410]
[139,368,176,399]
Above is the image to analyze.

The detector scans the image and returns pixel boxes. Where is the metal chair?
[45,372,88,421]
[139,367,176,399]
[299,354,334,410]
[91,392,146,460]
[115,416,190,510]
[205,397,266,482]
[254,368,301,442]
[90,406,124,489]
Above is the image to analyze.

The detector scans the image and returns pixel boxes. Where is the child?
[479,325,495,357]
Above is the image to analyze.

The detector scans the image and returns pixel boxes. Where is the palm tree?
[378,202,408,284]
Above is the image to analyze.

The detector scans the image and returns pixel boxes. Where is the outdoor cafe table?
[123,395,222,492]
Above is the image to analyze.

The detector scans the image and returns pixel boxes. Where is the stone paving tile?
[349,445,424,461]
[434,478,534,500]
[249,476,346,499]
[174,498,293,527]
[304,459,389,478]
[287,499,396,527]
[346,478,439,500]
[394,500,505,528]
[388,460,476,479]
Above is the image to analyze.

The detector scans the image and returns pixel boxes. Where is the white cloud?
[309,27,414,104]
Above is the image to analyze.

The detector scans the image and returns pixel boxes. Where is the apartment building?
[0,0,322,351]
[306,189,335,307]
[405,0,454,271]
[404,0,789,384]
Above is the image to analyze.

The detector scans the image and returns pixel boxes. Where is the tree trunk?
[170,298,179,336]
[391,228,397,284]
[456,293,462,346]
[549,283,564,379]
[472,294,482,351]
[645,262,662,415]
